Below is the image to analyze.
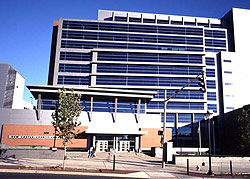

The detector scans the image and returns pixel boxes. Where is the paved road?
[0,172,138,179]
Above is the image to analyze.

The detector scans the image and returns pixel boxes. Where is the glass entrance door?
[119,141,130,152]
[96,140,108,152]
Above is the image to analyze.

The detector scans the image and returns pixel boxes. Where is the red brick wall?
[1,124,88,148]
[140,128,172,148]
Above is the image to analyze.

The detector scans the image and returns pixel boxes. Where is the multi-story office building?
[44,9,225,147]
[2,8,250,153]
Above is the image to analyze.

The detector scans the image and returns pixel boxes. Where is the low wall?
[175,155,250,166]
[0,149,64,159]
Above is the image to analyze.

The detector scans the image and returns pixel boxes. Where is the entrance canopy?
[27,85,156,102]
[85,129,148,135]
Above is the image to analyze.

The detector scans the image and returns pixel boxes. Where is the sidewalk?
[0,152,228,178]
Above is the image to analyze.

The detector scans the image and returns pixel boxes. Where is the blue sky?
[1,0,250,87]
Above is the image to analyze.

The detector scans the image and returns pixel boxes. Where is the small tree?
[51,87,83,168]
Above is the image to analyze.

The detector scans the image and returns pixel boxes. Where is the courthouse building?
[1,8,250,152]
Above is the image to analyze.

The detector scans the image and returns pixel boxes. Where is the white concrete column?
[91,52,97,87]
[135,136,139,151]
[93,135,96,148]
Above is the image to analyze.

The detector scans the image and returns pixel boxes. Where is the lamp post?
[161,72,206,168]
[162,90,167,168]
[205,110,213,175]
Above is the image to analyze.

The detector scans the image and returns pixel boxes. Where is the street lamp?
[162,90,167,168]
[205,110,213,175]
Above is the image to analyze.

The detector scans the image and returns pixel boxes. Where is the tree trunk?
[62,143,67,169]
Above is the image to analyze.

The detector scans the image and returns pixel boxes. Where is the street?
[0,172,137,179]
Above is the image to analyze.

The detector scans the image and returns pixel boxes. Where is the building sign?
[8,135,59,139]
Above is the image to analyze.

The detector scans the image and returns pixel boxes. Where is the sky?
[1,0,250,87]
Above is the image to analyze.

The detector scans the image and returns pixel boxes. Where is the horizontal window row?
[57,75,90,85]
[41,99,145,113]
[61,40,204,52]
[96,76,201,87]
[147,101,204,110]
[98,52,203,64]
[205,48,226,52]
[206,80,216,89]
[205,57,215,66]
[62,30,204,45]
[208,104,217,113]
[60,52,91,61]
[207,92,216,101]
[59,64,91,73]
[62,20,204,36]
[205,29,226,38]
[223,59,231,63]
[97,64,203,75]
[154,89,204,100]
[111,16,222,29]
[205,39,227,48]
[161,113,200,123]
[224,71,232,74]
[206,69,216,77]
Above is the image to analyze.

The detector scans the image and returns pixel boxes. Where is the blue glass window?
[97,52,203,64]
[155,90,204,100]
[205,29,225,38]
[59,64,91,73]
[206,69,216,77]
[223,59,231,63]
[157,19,169,24]
[58,75,90,85]
[148,102,204,110]
[143,18,155,23]
[205,57,215,66]
[206,80,216,89]
[194,113,204,122]
[115,16,127,22]
[205,39,226,48]
[224,71,232,74]
[178,113,192,123]
[60,52,91,61]
[208,104,217,113]
[197,22,209,27]
[207,92,216,101]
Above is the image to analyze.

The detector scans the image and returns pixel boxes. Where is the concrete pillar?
[37,94,41,120]
[113,136,116,149]
[90,97,93,121]
[137,99,141,123]
[175,113,179,146]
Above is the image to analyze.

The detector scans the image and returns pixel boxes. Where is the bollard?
[187,159,189,175]
[230,160,233,176]
[113,154,116,171]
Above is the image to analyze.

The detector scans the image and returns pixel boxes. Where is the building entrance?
[94,135,136,152]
